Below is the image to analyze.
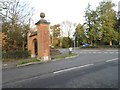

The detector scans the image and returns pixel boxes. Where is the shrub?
[2,50,30,59]
[50,49,60,56]
[99,45,119,48]
[80,45,119,49]
[80,46,99,49]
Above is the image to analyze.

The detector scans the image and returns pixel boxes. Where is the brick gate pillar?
[35,12,51,61]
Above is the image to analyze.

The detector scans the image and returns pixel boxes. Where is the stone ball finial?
[40,12,45,18]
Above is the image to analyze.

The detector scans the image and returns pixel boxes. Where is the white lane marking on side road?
[98,52,102,53]
[53,64,94,74]
[109,52,114,54]
[106,58,118,62]
[106,50,118,51]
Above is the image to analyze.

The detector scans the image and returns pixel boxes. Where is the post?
[119,26,120,45]
[73,35,75,50]
[35,12,51,61]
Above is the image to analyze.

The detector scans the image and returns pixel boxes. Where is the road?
[2,49,119,88]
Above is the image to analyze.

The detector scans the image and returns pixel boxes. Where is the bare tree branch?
[61,21,76,38]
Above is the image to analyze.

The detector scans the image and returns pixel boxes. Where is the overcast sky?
[29,0,119,27]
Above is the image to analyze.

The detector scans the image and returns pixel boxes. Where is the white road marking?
[109,52,114,54]
[106,50,118,51]
[106,58,118,62]
[72,51,118,54]
[80,50,100,51]
[53,64,94,74]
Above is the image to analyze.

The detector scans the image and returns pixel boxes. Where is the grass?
[17,53,77,65]
[54,53,77,60]
[17,58,40,66]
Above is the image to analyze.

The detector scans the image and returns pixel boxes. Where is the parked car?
[82,43,90,47]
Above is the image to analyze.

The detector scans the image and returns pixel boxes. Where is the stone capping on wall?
[35,19,50,25]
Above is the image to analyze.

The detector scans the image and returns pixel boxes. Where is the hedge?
[2,50,30,59]
[80,45,119,49]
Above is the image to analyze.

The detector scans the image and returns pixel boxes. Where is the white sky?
[29,0,119,27]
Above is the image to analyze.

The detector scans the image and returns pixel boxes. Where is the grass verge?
[17,58,40,66]
[16,53,77,66]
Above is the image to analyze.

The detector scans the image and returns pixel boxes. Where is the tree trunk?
[22,41,25,51]
[90,40,93,46]
[52,32,54,46]
[60,37,62,48]
[109,40,112,46]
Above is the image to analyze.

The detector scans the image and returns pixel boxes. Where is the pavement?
[2,53,78,69]
[2,58,35,69]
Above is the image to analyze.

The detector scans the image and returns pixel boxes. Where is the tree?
[62,37,73,48]
[84,3,100,46]
[50,24,61,47]
[96,1,118,46]
[117,17,120,45]
[1,0,34,51]
[61,21,76,38]
[61,21,76,47]
[74,23,86,46]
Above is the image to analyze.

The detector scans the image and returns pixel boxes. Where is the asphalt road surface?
[2,49,119,88]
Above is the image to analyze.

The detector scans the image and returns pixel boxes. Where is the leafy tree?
[96,1,118,46]
[1,0,34,51]
[84,4,100,46]
[74,23,86,46]
[117,18,120,45]
[2,22,29,51]
[50,24,61,47]
[62,37,73,48]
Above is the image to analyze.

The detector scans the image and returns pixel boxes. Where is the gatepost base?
[41,56,51,61]
[31,54,36,58]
